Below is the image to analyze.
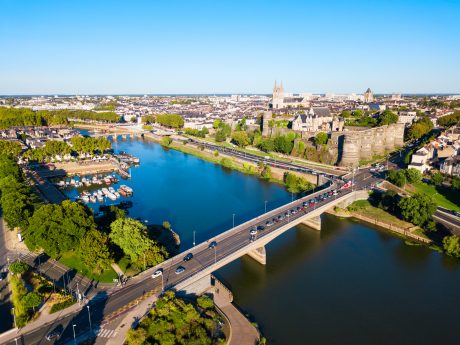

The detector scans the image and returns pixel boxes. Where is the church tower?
[272,80,284,109]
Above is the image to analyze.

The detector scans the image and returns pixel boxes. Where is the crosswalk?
[96,328,118,338]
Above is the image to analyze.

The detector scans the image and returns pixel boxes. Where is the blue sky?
[1,0,459,95]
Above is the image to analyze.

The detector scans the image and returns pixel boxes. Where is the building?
[291,108,343,132]
[398,111,417,125]
[270,81,310,110]
[408,146,435,173]
[440,156,460,176]
[363,88,374,103]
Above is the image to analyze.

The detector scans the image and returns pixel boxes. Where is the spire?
[274,80,277,91]
[280,80,284,91]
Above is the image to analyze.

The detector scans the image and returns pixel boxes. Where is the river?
[76,135,460,344]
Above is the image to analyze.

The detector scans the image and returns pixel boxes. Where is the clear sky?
[1,0,459,95]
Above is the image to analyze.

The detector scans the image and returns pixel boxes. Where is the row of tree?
[0,155,34,230]
[185,127,209,138]
[23,137,112,162]
[0,139,22,157]
[437,110,460,127]
[156,114,184,128]
[407,116,434,139]
[0,107,120,129]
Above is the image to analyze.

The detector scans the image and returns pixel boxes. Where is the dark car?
[183,253,193,262]
[257,225,265,231]
[46,325,63,341]
[208,241,217,249]
[175,266,186,274]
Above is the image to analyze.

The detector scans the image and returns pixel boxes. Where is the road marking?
[96,328,117,338]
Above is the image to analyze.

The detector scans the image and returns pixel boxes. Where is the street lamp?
[87,306,92,333]
[14,338,18,345]
[72,324,77,345]
[193,230,196,247]
[12,307,16,329]
[264,200,267,213]
[232,214,235,229]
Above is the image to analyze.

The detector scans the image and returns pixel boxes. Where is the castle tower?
[393,123,405,147]
[360,130,374,160]
[384,125,395,151]
[262,111,273,137]
[340,133,361,167]
[373,127,385,156]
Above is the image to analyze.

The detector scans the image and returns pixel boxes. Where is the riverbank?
[328,201,431,244]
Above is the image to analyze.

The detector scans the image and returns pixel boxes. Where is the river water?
[76,136,460,344]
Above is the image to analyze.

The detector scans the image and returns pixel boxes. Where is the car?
[175,266,186,274]
[250,229,257,236]
[46,326,63,341]
[455,212,460,217]
[183,253,193,262]
[151,269,163,278]
[278,214,286,221]
[266,220,274,227]
[303,201,308,207]
[208,241,217,249]
[257,225,265,231]
[291,209,297,214]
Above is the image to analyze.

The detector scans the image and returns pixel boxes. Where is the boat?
[82,195,90,203]
[97,194,103,202]
[108,187,116,194]
[107,192,117,200]
[90,195,97,203]
[114,191,120,198]
[118,188,127,197]
[97,190,103,197]
[101,188,109,195]
[120,185,133,194]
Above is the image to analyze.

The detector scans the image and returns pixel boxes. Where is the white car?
[151,269,163,278]
[250,229,257,236]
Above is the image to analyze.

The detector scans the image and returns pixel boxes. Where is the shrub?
[9,261,30,275]
[161,137,172,147]
[49,297,76,314]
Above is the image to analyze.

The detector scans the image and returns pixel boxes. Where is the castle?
[331,123,405,166]
[270,81,310,109]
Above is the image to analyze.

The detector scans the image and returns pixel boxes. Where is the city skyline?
[1,0,459,94]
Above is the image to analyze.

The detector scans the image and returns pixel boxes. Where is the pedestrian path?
[95,327,118,339]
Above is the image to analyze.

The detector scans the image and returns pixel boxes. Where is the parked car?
[46,326,63,341]
[250,229,257,236]
[183,253,193,262]
[257,225,265,231]
[208,241,217,249]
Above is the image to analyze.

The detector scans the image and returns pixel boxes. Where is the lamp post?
[72,324,77,345]
[87,306,92,333]
[232,214,235,229]
[12,307,16,329]
[14,338,18,345]
[193,230,196,247]
[264,200,267,213]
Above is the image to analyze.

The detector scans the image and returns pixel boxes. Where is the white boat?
[107,192,117,200]
[101,188,109,195]
[90,195,97,203]
[114,191,120,198]
[108,187,116,194]
[82,195,90,203]
[97,190,103,197]
[97,195,103,202]
[120,185,133,193]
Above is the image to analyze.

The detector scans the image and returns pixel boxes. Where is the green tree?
[215,130,227,142]
[352,109,364,117]
[79,229,112,273]
[378,110,399,125]
[161,136,172,147]
[109,218,153,262]
[386,170,407,187]
[197,295,214,310]
[431,172,444,186]
[341,110,352,118]
[261,165,272,180]
[314,132,328,145]
[213,119,222,129]
[452,177,460,190]
[405,168,422,184]
[274,135,294,154]
[155,114,184,128]
[9,261,30,275]
[231,131,250,147]
[398,193,436,227]
[443,235,460,258]
[23,292,42,311]
[0,140,22,157]
[258,139,275,152]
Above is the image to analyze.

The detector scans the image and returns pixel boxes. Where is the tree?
[386,170,406,187]
[215,130,227,142]
[431,172,444,186]
[405,168,422,184]
[314,132,328,146]
[9,261,29,275]
[212,119,222,129]
[378,110,399,125]
[377,190,398,213]
[0,140,22,157]
[197,295,214,310]
[398,193,436,227]
[23,292,42,311]
[79,229,112,273]
[155,114,184,128]
[261,165,272,180]
[341,110,351,118]
[141,114,156,124]
[452,177,460,190]
[231,131,250,147]
[352,109,364,117]
[161,136,172,147]
[443,235,460,258]
[25,201,96,258]
[258,139,275,152]
[109,218,153,262]
[273,135,294,155]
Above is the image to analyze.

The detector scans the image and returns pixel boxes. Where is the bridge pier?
[246,246,266,265]
[302,215,322,231]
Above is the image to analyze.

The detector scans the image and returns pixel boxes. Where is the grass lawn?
[408,182,460,212]
[59,251,118,283]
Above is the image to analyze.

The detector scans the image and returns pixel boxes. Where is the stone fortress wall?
[335,123,405,166]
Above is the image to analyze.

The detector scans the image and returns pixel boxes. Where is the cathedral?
[270,81,310,109]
